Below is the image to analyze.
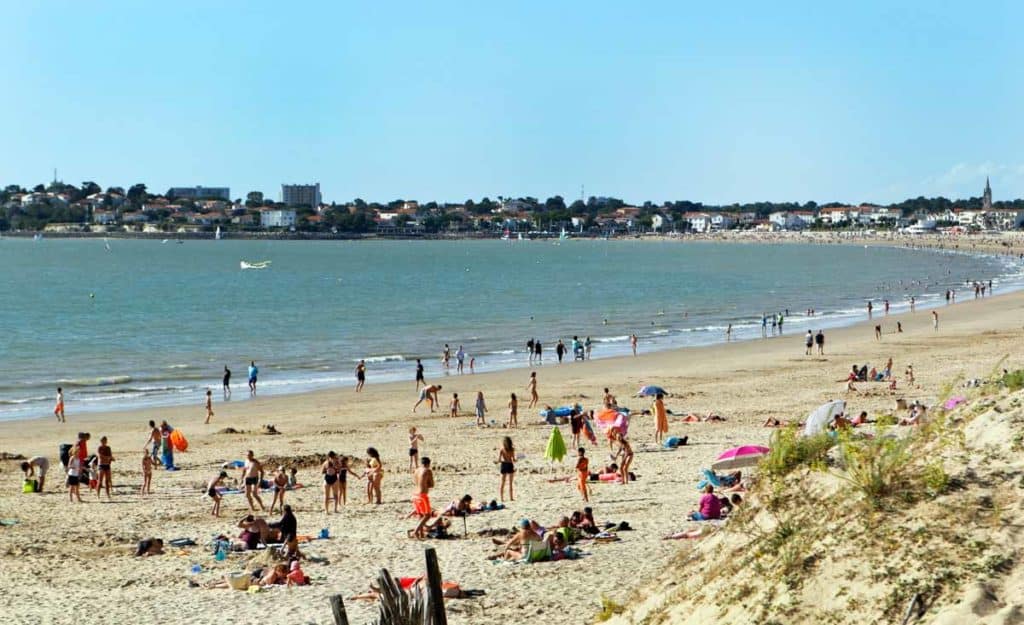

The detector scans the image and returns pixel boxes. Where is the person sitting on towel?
[689,484,722,521]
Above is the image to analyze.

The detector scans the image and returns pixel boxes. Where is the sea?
[1,237,1020,421]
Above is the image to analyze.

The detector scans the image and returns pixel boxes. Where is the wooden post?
[424,547,448,625]
[329,594,349,625]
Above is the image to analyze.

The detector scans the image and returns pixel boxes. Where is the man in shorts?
[410,457,435,539]
[414,385,442,413]
[415,359,425,390]
[248,361,259,395]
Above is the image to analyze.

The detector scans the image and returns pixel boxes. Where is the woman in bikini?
[96,436,115,500]
[365,447,383,505]
[322,451,340,513]
[526,372,539,409]
[498,436,516,502]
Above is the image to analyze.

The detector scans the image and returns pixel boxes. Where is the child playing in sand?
[140,452,153,495]
[575,448,589,503]
[408,427,424,472]
[448,392,460,418]
[338,455,349,505]
[269,466,288,514]
[207,471,228,517]
[475,391,487,427]
[498,437,516,502]
[614,431,634,485]
[66,448,83,503]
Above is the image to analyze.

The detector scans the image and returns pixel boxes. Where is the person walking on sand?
[415,359,425,390]
[910,296,916,312]
[222,366,231,399]
[448,392,461,418]
[815,330,825,356]
[804,330,813,355]
[355,359,366,392]
[241,450,265,512]
[498,436,516,502]
[556,340,566,363]
[726,324,733,341]
[507,393,518,428]
[653,393,669,445]
[410,457,435,539]
[140,452,153,495]
[146,420,160,463]
[96,436,114,499]
[527,372,539,409]
[576,448,590,503]
[204,389,214,424]
[54,387,65,423]
[206,471,227,516]
[414,384,442,413]
[932,310,939,331]
[248,361,258,395]
[631,334,638,356]
[408,427,424,472]
[475,391,488,426]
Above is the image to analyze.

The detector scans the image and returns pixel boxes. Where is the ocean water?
[0,238,1019,421]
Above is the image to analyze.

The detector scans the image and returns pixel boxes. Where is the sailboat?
[559,227,569,241]
[215,226,222,241]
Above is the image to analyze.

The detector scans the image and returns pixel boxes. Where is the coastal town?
[2,177,1020,238]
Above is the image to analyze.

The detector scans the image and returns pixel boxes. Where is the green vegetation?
[595,595,625,621]
[761,427,834,479]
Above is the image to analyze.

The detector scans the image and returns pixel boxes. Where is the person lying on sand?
[135,538,164,557]
[850,411,875,426]
[680,412,726,423]
[761,418,805,428]
[349,576,483,601]
[286,561,309,587]
[441,494,475,516]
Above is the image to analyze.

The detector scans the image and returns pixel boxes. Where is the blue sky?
[2,1,1021,205]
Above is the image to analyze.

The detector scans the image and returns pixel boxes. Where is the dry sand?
[2,282,1023,625]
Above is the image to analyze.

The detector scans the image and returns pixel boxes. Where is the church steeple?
[983,177,993,211]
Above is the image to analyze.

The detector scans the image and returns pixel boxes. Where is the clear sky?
[2,1,1021,205]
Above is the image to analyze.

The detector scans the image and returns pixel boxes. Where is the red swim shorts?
[412,493,431,516]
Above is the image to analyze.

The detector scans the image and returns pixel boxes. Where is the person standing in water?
[585,336,593,359]
[534,340,543,364]
[248,361,258,395]
[222,366,231,399]
[54,387,65,423]
[355,359,366,392]
[726,324,732,341]
[456,346,465,374]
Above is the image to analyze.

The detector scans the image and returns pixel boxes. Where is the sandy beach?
[2,283,1024,625]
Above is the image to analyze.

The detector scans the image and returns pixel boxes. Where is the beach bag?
[59,443,72,468]
[22,479,37,493]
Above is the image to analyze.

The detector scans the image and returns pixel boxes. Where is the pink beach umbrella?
[711,445,770,472]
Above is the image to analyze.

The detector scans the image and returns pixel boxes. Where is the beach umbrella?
[636,385,667,397]
[545,427,568,462]
[711,445,770,472]
[803,400,845,437]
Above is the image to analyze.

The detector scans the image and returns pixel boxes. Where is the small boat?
[240,260,272,270]
[33,233,43,241]
[215,226,222,241]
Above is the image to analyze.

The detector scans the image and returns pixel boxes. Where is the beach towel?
[545,427,567,463]
[583,418,597,445]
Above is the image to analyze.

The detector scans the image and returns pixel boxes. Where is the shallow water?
[0,238,1017,420]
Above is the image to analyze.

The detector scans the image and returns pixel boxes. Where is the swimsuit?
[412,492,431,516]
[207,487,217,498]
[338,469,348,484]
[99,464,110,471]
[245,477,259,486]
[500,461,515,475]
[409,447,417,457]
[324,474,338,485]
